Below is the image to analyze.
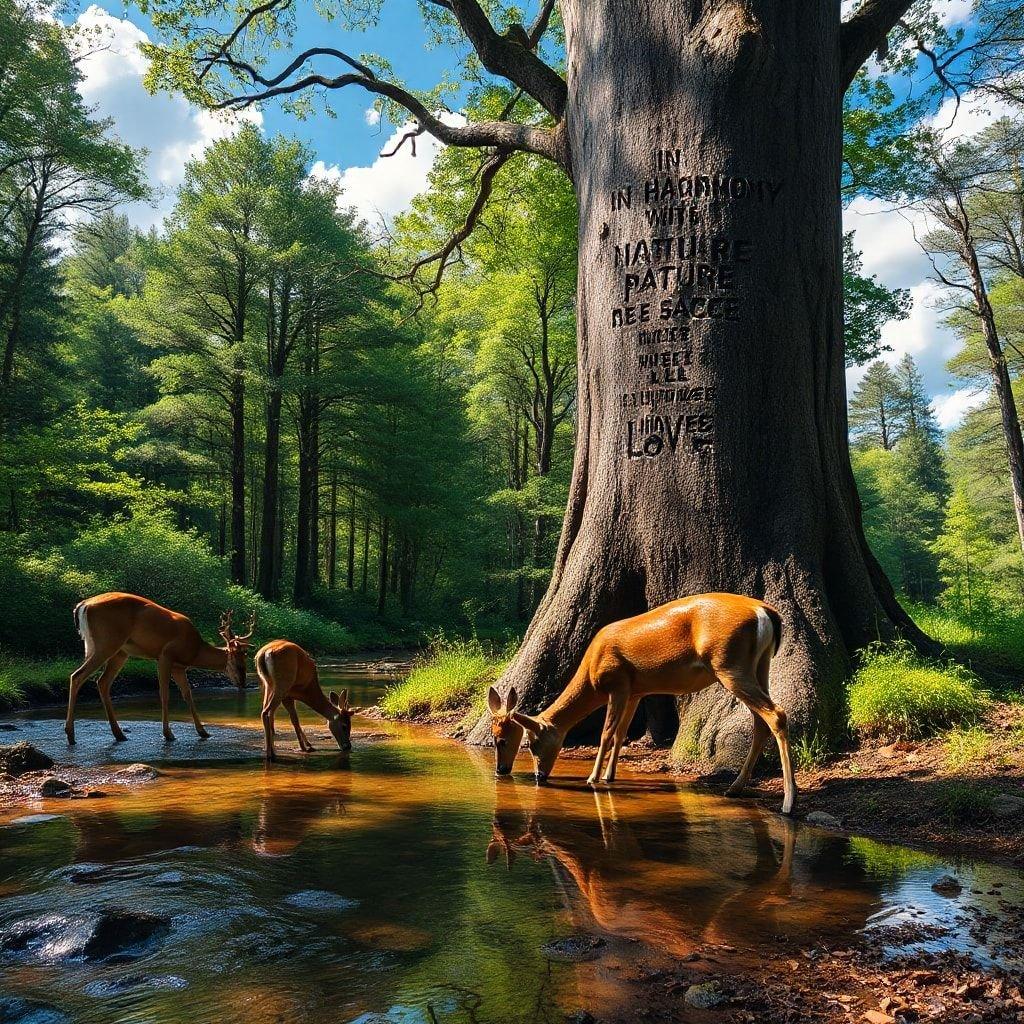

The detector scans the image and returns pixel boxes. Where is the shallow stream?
[1,666,1021,1022]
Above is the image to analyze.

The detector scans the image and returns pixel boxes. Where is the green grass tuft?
[379,635,513,719]
[0,652,79,708]
[792,730,830,771]
[849,642,990,740]
[935,781,997,825]
[943,725,992,771]
[907,601,1024,680]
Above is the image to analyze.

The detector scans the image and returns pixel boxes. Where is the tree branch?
[391,148,513,315]
[424,0,566,119]
[839,0,915,91]
[211,55,561,163]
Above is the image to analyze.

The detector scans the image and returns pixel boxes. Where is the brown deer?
[489,593,796,814]
[66,593,254,744]
[254,639,361,760]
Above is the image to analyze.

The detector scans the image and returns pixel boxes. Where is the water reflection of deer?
[487,781,797,958]
[68,766,352,863]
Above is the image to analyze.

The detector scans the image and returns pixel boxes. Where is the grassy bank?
[380,636,513,725]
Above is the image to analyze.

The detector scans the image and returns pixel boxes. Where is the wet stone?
[990,794,1024,818]
[0,743,53,777]
[38,778,72,798]
[932,875,963,897]
[542,934,606,963]
[684,980,725,1008]
[284,890,358,911]
[0,909,170,964]
[83,975,188,997]
[0,996,71,1024]
[806,810,842,828]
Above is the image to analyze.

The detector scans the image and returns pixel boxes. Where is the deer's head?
[328,689,360,752]
[219,609,256,687]
[488,685,524,776]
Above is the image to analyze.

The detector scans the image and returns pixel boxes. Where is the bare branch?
[840,0,915,91]
[424,0,566,118]
[210,55,561,164]
[394,148,513,313]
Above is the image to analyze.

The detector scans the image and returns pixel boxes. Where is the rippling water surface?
[1,666,1021,1023]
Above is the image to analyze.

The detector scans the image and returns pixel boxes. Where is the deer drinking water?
[254,639,361,761]
[66,594,254,744]
[489,593,796,814]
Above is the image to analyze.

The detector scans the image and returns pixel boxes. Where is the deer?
[488,593,796,814]
[66,593,255,745]
[254,639,362,761]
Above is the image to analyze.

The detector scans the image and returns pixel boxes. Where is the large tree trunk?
[470,2,924,765]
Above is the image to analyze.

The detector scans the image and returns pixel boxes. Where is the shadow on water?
[1,676,1022,1023]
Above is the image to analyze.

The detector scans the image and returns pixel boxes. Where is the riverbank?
[556,698,1024,866]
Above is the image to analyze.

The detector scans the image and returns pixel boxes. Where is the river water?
[1,666,1021,1023]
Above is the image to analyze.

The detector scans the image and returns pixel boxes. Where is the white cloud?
[71,6,262,227]
[933,386,989,429]
[310,114,466,229]
[929,89,1016,141]
[364,106,381,127]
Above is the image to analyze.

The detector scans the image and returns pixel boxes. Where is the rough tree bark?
[464,2,925,764]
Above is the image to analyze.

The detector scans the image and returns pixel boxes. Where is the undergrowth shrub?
[849,642,990,740]
[380,635,513,718]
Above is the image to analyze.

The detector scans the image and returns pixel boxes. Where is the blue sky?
[66,1,1005,430]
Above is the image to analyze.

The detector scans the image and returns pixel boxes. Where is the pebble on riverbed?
[684,980,725,1009]
[932,874,963,897]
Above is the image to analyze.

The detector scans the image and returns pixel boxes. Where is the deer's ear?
[511,712,542,735]
[485,839,501,864]
[329,691,340,707]
[338,688,349,709]
[505,686,519,713]
[487,686,502,714]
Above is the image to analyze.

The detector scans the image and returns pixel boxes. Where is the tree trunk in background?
[328,467,338,589]
[471,2,925,765]
[361,515,369,592]
[960,231,1024,557]
[257,384,283,598]
[229,369,247,585]
[347,491,356,590]
[257,270,290,600]
[377,516,390,614]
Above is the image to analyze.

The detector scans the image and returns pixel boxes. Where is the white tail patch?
[76,603,95,657]
[754,606,774,659]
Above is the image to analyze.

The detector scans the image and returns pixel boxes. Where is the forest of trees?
[2,0,1024,671]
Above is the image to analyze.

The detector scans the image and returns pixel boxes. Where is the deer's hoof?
[113,732,128,743]
[197,730,210,740]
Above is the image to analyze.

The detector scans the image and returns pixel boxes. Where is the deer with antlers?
[254,639,362,761]
[489,593,796,814]
[66,593,255,744]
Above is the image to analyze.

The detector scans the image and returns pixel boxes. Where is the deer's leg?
[283,699,313,751]
[261,692,283,762]
[172,666,210,739]
[717,668,796,816]
[96,651,129,742]
[66,652,106,744]
[602,696,640,784]
[587,688,628,786]
[157,652,175,742]
[725,711,770,797]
